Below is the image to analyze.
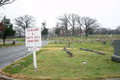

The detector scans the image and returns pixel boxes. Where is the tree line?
[50,13,120,37]
[0,13,120,45]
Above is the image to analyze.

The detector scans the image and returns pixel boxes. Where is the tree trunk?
[85,31,88,37]
[73,27,74,37]
[3,38,5,45]
[66,30,68,36]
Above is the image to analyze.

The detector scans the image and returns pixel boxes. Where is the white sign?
[25,28,41,47]
[28,48,39,51]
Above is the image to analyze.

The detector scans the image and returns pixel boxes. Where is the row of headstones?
[80,48,105,55]
[63,47,73,57]
[63,36,120,39]
[55,37,116,45]
[44,35,120,40]
[55,39,114,45]
[55,41,63,44]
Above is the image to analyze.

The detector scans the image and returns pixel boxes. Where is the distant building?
[60,27,84,36]
[60,29,66,36]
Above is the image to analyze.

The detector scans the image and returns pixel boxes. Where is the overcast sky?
[0,0,120,29]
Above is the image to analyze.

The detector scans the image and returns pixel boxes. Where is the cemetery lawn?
[0,43,25,48]
[1,40,120,80]
[7,38,25,42]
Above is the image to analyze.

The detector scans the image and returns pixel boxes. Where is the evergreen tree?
[2,16,15,45]
[42,27,48,36]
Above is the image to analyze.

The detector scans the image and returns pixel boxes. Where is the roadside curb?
[1,73,120,80]
[0,73,20,80]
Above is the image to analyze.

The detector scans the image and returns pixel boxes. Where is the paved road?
[0,40,49,69]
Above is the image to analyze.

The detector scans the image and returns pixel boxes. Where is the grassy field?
[0,43,25,48]
[0,38,25,48]
[7,38,25,42]
[1,36,120,80]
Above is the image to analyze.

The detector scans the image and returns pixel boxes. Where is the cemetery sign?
[26,28,41,47]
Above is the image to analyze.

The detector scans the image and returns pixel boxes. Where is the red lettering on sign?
[27,40,33,43]
[33,48,36,50]
[27,40,39,43]
[34,28,39,31]
[34,40,39,42]
[26,36,33,39]
[34,36,40,38]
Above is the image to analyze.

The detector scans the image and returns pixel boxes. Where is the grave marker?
[112,40,120,62]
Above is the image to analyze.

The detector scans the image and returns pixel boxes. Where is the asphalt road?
[0,40,49,69]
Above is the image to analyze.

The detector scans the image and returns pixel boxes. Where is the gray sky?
[0,0,120,29]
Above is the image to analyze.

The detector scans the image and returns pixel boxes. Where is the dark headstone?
[55,41,57,44]
[66,50,70,53]
[103,40,107,45]
[60,41,62,44]
[63,47,66,51]
[69,52,73,57]
[112,40,120,62]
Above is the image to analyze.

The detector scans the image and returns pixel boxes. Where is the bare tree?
[14,27,24,38]
[58,13,70,36]
[0,0,16,6]
[116,26,120,31]
[115,26,120,34]
[54,22,62,36]
[48,27,55,37]
[77,16,100,37]
[76,16,83,36]
[14,15,35,34]
[68,13,78,36]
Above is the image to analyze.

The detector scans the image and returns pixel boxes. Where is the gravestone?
[55,41,57,44]
[112,40,120,62]
[92,40,94,43]
[60,41,62,44]
[102,39,107,44]
[103,37,105,40]
[107,34,108,37]
[77,40,79,44]
[64,36,65,39]
[63,47,66,51]
[111,41,114,45]
[68,42,71,48]
[80,36,82,39]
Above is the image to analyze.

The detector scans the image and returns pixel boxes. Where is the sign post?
[33,51,37,69]
[25,28,41,70]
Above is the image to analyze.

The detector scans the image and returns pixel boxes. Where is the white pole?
[33,51,37,70]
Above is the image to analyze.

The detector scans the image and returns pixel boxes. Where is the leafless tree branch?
[0,0,16,6]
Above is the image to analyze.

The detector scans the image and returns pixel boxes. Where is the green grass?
[0,43,25,48]
[0,38,25,48]
[1,36,120,79]
[7,38,25,42]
